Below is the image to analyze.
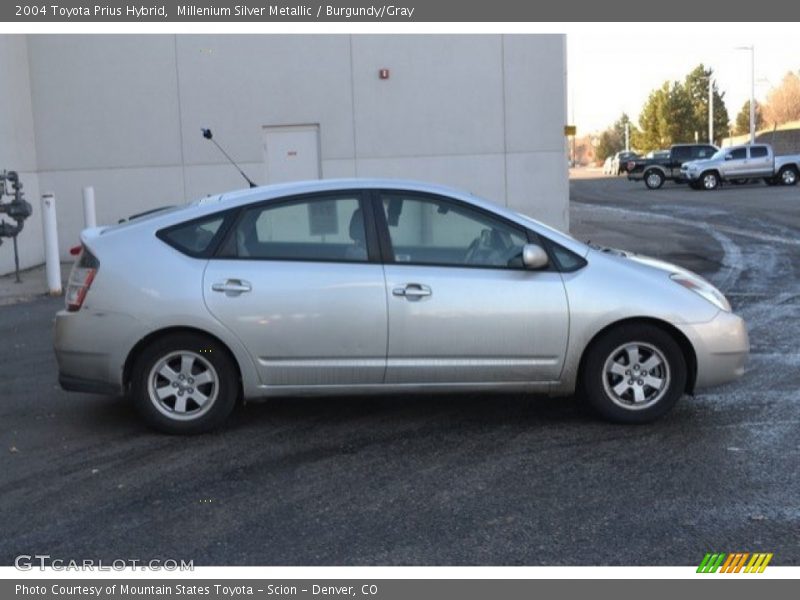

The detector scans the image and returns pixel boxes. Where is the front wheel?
[581,324,687,423]
[701,171,720,190]
[130,333,239,434]
[644,170,665,190]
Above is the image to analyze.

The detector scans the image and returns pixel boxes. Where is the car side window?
[160,216,226,256]
[672,147,690,162]
[694,146,714,159]
[225,195,368,262]
[730,148,747,160]
[380,193,528,268]
[750,146,768,158]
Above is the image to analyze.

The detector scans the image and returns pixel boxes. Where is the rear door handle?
[212,279,252,295]
[392,283,432,299]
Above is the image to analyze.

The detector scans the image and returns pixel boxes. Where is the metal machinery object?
[0,171,34,282]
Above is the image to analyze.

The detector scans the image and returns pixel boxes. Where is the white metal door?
[262,124,321,184]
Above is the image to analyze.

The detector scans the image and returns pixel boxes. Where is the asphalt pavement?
[1,173,798,565]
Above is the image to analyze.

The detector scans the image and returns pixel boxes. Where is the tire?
[689,180,703,190]
[644,170,665,190]
[130,333,239,434]
[778,166,798,186]
[700,171,720,190]
[581,324,687,424]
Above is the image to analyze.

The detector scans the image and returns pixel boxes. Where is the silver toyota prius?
[54,179,748,433]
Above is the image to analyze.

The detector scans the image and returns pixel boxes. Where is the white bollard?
[41,193,62,296]
[82,185,97,229]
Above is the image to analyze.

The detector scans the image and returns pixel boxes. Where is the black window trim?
[369,188,574,273]
[156,208,239,259]
[210,189,382,265]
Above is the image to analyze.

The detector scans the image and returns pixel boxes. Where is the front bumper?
[678,310,749,391]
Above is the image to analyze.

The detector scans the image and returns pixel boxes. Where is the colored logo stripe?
[697,552,773,573]
[697,553,726,573]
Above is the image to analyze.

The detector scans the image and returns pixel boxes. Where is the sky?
[566,24,800,136]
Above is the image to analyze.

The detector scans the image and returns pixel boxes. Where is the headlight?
[671,273,731,312]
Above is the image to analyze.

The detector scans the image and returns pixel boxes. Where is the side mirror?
[522,243,549,270]
[724,153,733,161]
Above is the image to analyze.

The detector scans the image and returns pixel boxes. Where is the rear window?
[159,215,226,257]
[672,147,690,161]
[750,146,768,158]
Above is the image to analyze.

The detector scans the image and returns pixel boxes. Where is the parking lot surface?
[1,174,798,565]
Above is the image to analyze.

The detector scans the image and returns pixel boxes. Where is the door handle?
[392,284,432,299]
[212,279,252,295]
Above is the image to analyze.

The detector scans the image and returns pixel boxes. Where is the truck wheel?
[644,170,664,190]
[778,166,798,186]
[701,171,720,190]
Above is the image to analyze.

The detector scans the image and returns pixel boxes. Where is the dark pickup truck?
[627,144,718,189]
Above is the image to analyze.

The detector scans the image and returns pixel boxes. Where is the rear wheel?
[778,166,798,186]
[130,333,239,434]
[644,170,665,190]
[581,324,687,423]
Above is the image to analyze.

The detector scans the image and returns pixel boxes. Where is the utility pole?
[735,45,756,143]
[708,77,714,144]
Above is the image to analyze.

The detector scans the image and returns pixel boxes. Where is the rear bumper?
[678,311,749,391]
[54,308,138,395]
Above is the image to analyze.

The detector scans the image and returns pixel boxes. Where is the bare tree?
[763,71,800,127]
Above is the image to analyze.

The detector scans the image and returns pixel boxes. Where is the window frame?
[156,209,239,259]
[369,189,568,272]
[211,190,381,264]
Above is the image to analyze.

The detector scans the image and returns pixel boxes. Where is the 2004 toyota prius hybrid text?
[54,179,748,434]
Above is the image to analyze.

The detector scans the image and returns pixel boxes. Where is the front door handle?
[392,283,432,299]
[212,279,252,295]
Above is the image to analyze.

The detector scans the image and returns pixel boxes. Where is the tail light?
[65,246,99,312]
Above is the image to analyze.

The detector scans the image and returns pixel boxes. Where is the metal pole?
[750,47,756,144]
[708,78,714,144]
[625,122,630,152]
[12,234,21,283]
[41,193,62,296]
[82,186,97,229]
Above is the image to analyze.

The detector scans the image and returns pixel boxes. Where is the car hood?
[592,244,709,282]
[682,158,714,170]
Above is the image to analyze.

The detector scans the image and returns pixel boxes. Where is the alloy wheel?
[601,342,671,410]
[147,350,219,420]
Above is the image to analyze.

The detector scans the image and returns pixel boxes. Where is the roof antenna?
[201,128,257,188]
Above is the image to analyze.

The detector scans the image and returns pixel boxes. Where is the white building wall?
[3,33,567,274]
[0,36,43,275]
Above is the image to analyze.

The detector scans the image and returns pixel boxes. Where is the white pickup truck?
[680,143,800,190]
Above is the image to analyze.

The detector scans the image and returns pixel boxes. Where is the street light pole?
[736,45,756,144]
[708,77,714,144]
